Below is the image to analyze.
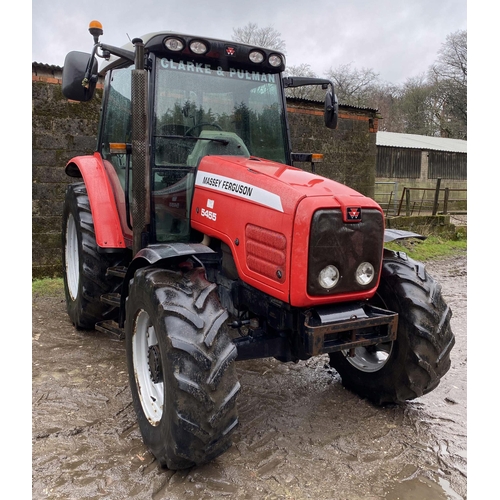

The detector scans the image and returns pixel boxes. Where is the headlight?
[355,262,375,285]
[189,40,208,55]
[318,265,340,290]
[164,37,184,51]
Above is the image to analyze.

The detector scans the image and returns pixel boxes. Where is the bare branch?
[232,23,286,52]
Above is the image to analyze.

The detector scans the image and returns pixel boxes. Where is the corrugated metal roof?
[376,131,466,153]
[32,62,63,70]
[287,96,378,112]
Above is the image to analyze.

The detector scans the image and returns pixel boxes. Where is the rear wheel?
[125,266,240,469]
[329,250,455,405]
[62,183,126,329]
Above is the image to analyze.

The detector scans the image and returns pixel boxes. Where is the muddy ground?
[32,254,467,500]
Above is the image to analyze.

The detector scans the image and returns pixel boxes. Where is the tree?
[283,63,325,100]
[284,63,317,79]
[433,30,467,83]
[324,63,380,107]
[396,75,439,136]
[429,30,467,138]
[232,23,286,52]
[366,83,405,132]
[317,30,466,138]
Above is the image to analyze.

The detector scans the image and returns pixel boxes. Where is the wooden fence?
[375,179,467,217]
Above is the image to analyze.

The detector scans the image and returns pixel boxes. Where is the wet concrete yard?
[32,255,467,499]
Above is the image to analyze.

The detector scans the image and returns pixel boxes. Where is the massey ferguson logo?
[347,207,362,221]
[225,46,236,56]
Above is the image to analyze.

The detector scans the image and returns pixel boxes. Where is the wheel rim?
[342,342,393,373]
[132,309,164,425]
[65,213,79,300]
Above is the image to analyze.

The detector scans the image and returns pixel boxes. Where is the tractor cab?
[62,23,338,249]
[98,53,290,243]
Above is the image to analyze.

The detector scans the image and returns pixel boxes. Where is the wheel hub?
[343,342,393,373]
[148,344,163,384]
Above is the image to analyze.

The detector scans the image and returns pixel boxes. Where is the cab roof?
[99,31,286,74]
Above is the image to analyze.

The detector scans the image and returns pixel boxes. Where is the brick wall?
[32,64,379,279]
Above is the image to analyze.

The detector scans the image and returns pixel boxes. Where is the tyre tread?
[125,266,239,469]
[62,182,128,329]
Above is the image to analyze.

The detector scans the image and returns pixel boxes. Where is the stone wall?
[287,99,378,198]
[32,64,378,279]
[33,65,104,278]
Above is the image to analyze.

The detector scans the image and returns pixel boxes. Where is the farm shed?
[375,131,467,215]
[376,131,467,182]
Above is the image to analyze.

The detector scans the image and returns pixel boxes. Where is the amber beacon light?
[89,20,103,43]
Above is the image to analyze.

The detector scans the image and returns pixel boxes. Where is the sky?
[32,0,467,85]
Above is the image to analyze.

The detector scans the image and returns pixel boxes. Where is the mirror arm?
[98,43,135,63]
[82,45,100,88]
[283,77,333,89]
[82,43,136,89]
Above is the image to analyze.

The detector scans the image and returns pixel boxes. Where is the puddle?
[385,475,463,500]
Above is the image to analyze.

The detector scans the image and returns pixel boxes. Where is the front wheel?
[329,250,455,405]
[125,266,240,469]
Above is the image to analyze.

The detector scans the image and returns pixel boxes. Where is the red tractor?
[61,21,455,470]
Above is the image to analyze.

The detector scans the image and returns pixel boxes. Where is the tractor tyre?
[329,250,455,405]
[62,182,126,329]
[125,266,240,470]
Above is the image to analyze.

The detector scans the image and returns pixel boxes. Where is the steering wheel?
[185,122,222,136]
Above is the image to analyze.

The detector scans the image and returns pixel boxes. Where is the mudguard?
[118,242,217,327]
[126,243,216,279]
[65,153,126,249]
[384,229,426,243]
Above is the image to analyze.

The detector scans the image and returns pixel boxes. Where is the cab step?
[106,266,127,278]
[95,320,124,340]
[101,293,121,307]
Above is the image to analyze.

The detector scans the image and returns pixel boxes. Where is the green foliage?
[32,278,64,297]
[384,235,466,262]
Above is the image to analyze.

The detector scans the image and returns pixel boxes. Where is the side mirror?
[324,91,338,129]
[62,51,98,102]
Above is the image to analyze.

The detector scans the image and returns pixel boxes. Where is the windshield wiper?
[154,134,229,145]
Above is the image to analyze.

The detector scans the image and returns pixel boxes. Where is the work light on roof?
[268,54,283,67]
[189,40,208,55]
[164,37,184,51]
[249,50,265,64]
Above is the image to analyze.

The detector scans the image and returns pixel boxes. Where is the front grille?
[307,209,384,296]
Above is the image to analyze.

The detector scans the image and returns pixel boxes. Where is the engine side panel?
[191,158,295,302]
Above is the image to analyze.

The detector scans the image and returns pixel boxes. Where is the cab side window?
[100,67,132,189]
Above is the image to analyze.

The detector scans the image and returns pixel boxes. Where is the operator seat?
[186,130,250,167]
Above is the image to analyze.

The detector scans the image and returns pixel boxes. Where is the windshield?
[150,57,288,243]
[153,57,289,166]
